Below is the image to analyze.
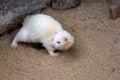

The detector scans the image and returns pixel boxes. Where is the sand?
[0,0,120,80]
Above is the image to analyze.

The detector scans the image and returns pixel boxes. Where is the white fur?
[11,14,74,57]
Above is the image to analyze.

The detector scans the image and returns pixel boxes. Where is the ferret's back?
[17,14,63,42]
[23,14,61,27]
[22,14,63,35]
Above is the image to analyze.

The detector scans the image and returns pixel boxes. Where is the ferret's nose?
[50,43,55,48]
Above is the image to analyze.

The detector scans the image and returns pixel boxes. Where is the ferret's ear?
[64,37,68,42]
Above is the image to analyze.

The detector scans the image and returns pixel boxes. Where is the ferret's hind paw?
[10,43,18,48]
[50,52,59,57]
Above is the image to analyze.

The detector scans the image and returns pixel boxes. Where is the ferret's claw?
[50,52,59,57]
[10,43,18,48]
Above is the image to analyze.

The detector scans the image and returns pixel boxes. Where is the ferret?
[11,14,74,57]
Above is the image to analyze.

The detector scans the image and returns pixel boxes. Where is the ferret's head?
[50,30,74,50]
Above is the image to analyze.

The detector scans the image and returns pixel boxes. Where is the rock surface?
[52,0,81,9]
[110,0,120,19]
[0,0,51,36]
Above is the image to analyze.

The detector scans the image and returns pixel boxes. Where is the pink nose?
[50,44,55,48]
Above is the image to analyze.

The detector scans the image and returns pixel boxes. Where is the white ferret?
[11,14,74,57]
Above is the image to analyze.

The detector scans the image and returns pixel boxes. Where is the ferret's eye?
[55,32,57,34]
[52,38,54,41]
[57,41,60,44]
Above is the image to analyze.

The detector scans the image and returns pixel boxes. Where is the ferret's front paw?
[10,43,18,48]
[50,52,59,57]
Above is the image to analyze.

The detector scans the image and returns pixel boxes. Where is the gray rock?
[52,0,81,9]
[0,0,51,36]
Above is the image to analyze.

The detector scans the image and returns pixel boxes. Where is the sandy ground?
[0,0,120,80]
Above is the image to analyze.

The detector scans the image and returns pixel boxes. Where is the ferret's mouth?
[50,44,55,48]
